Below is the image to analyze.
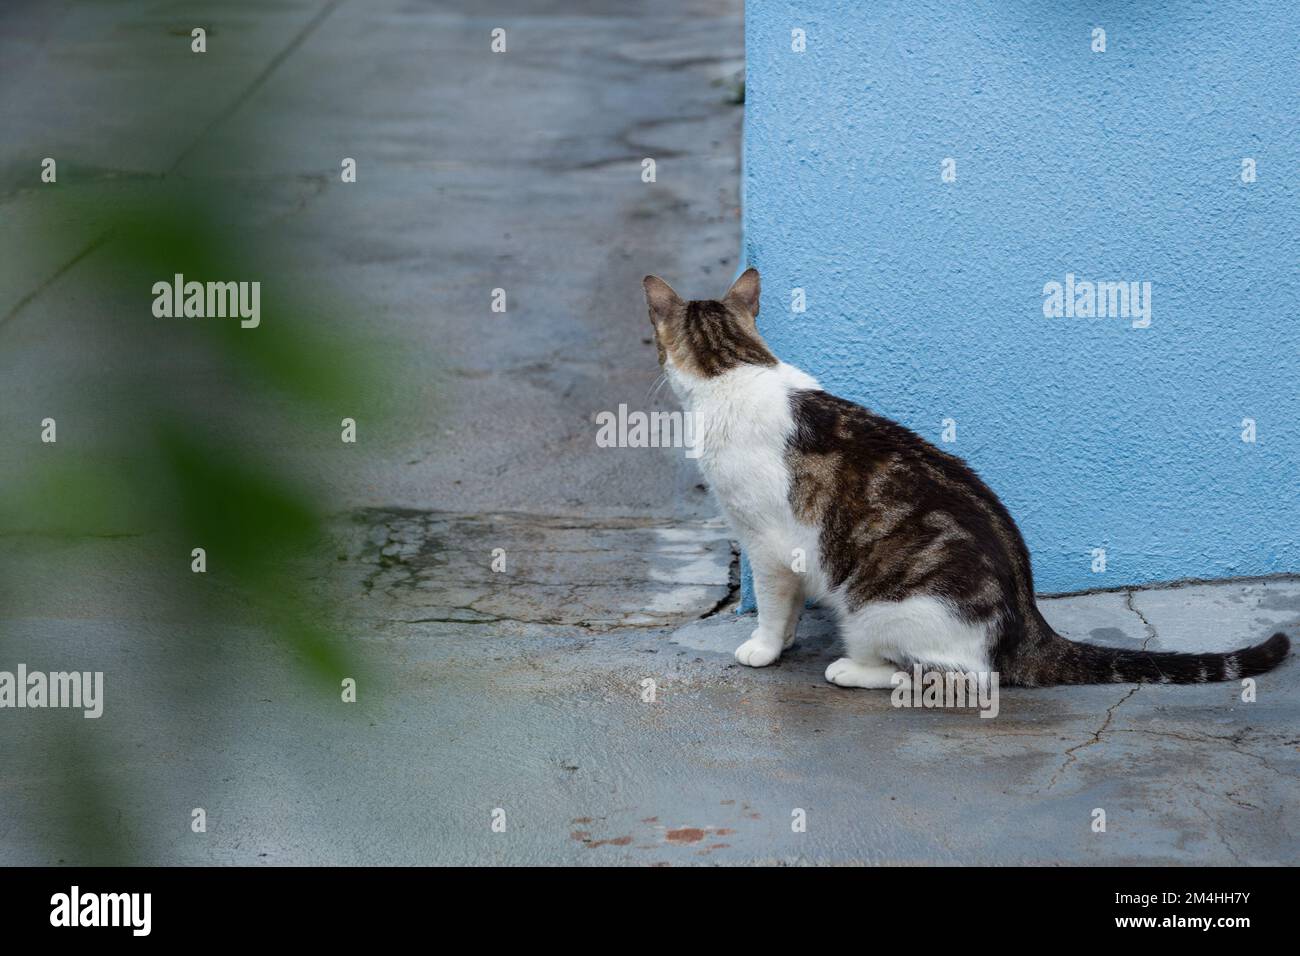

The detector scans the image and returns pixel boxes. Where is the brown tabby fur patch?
[786,389,1291,686]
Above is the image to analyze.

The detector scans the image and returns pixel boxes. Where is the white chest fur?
[674,362,824,587]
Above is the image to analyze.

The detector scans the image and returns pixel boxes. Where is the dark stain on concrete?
[1089,626,1135,645]
[666,827,707,844]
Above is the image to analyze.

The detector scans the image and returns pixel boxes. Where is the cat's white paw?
[735,631,782,667]
[825,657,905,689]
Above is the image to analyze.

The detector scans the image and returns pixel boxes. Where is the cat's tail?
[1027,612,1290,685]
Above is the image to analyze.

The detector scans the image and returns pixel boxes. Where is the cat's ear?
[643,275,682,324]
[724,267,760,318]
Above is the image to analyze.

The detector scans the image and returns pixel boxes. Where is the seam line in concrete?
[0,0,345,335]
[168,0,345,173]
[0,231,110,332]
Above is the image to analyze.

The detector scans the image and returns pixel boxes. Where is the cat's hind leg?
[824,600,923,689]
[825,603,911,688]
[826,596,989,690]
[825,652,907,689]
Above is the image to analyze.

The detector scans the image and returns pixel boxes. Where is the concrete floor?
[1,1,1296,865]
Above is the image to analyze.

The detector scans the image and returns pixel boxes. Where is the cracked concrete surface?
[348,510,736,630]
[10,522,1294,865]
[655,578,1299,864]
[1,1,1297,866]
[1044,686,1140,792]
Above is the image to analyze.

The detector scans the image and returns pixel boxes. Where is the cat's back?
[786,387,1003,508]
[784,387,1032,595]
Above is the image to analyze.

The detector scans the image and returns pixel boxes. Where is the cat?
[643,268,1291,688]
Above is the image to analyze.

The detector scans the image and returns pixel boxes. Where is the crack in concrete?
[1223,789,1263,812]
[1123,587,1179,683]
[1038,572,1300,600]
[1109,727,1288,777]
[0,231,111,332]
[353,509,735,630]
[1125,590,1158,650]
[171,0,345,171]
[1,0,344,334]
[1189,796,1245,863]
[699,540,741,619]
[1043,686,1140,791]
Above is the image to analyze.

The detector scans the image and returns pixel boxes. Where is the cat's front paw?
[735,630,782,667]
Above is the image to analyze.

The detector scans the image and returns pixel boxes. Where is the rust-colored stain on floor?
[665,826,734,845]
[571,829,634,849]
[665,827,706,844]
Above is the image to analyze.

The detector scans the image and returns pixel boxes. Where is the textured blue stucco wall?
[741,0,1300,603]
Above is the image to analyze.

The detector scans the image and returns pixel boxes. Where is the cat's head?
[641,268,776,388]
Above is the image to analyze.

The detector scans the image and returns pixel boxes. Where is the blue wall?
[742,0,1300,599]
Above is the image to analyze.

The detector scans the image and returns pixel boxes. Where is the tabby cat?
[643,268,1290,688]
